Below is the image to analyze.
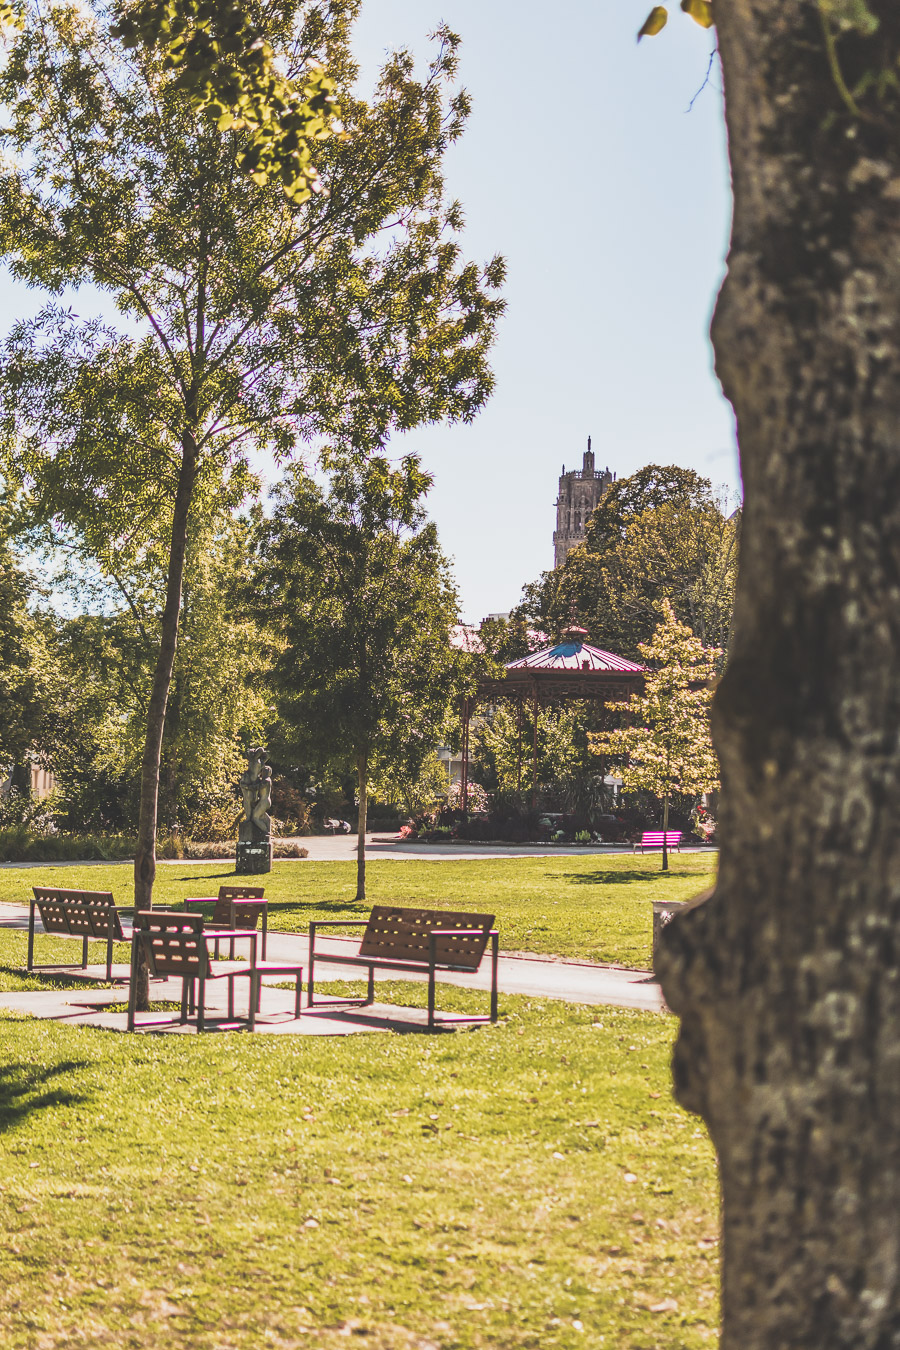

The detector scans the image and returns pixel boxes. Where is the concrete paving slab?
[0,900,665,1029]
[0,978,474,1036]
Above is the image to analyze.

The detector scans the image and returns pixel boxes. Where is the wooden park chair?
[183,885,268,959]
[307,905,499,1029]
[28,887,126,982]
[127,911,259,1032]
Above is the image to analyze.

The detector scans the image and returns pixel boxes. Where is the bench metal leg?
[228,976,235,1021]
[262,911,268,961]
[180,979,189,1024]
[248,976,256,1032]
[427,962,436,1030]
[366,965,375,1004]
[197,977,206,1033]
[490,931,499,1023]
[27,902,35,973]
[126,935,139,1031]
[106,931,113,983]
[307,928,315,1007]
[294,972,302,1020]
[82,936,88,970]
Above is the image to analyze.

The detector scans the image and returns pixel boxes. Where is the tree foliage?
[38,508,269,837]
[590,600,720,865]
[110,0,342,201]
[0,493,44,774]
[519,466,738,660]
[254,453,467,894]
[0,0,503,923]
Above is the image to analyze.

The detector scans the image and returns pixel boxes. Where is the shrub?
[181,840,310,860]
[0,827,137,863]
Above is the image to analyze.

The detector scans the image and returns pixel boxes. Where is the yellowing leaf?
[680,0,714,28]
[637,6,668,39]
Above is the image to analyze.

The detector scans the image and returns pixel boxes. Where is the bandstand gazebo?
[460,627,645,809]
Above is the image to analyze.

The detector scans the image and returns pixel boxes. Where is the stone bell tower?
[552,436,615,568]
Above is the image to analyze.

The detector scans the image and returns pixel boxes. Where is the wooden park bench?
[307,905,499,1029]
[633,831,682,854]
[127,911,304,1033]
[28,887,126,982]
[183,885,268,959]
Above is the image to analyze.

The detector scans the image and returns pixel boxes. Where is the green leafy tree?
[0,493,45,780]
[40,506,269,838]
[369,750,452,821]
[472,704,579,796]
[518,466,738,659]
[0,3,503,971]
[590,600,720,870]
[254,454,467,898]
[110,0,342,201]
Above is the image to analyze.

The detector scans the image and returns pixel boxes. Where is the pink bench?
[633,831,682,854]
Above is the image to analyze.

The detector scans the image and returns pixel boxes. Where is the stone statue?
[238,748,273,845]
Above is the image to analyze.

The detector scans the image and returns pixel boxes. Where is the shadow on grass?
[0,1059,90,1130]
[551,869,669,886]
[0,963,114,992]
[266,900,370,919]
[170,870,239,883]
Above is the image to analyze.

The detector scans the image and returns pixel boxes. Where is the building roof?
[475,629,644,704]
[505,638,643,675]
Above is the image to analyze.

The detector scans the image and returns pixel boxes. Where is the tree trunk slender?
[132,434,198,1009]
[655,5,900,1347]
[356,750,368,902]
[661,791,669,873]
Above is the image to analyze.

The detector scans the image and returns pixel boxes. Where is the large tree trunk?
[132,435,198,1009]
[655,4,900,1347]
[356,750,368,902]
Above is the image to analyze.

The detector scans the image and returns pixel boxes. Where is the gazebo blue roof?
[475,628,644,703]
[505,637,644,675]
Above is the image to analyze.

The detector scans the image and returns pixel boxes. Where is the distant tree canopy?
[518,465,738,661]
[0,493,44,777]
[253,453,466,897]
[33,504,268,837]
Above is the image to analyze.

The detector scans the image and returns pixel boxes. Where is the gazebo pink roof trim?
[505,637,644,675]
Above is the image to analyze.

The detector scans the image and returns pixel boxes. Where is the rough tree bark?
[132,434,198,1007]
[656,3,900,1346]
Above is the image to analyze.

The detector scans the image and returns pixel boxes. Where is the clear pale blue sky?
[0,0,736,623]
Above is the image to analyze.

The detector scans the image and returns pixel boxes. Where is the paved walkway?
[0,902,664,1035]
[0,837,717,865]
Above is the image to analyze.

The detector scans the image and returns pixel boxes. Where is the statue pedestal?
[236,840,273,875]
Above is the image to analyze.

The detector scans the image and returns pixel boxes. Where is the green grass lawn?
[0,855,715,968]
[0,990,718,1349]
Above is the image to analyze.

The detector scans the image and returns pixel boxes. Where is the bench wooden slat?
[32,888,124,940]
[358,906,495,970]
[29,887,125,982]
[212,886,265,928]
[308,905,499,1028]
[136,912,211,980]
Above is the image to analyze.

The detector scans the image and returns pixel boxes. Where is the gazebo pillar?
[531,688,539,808]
